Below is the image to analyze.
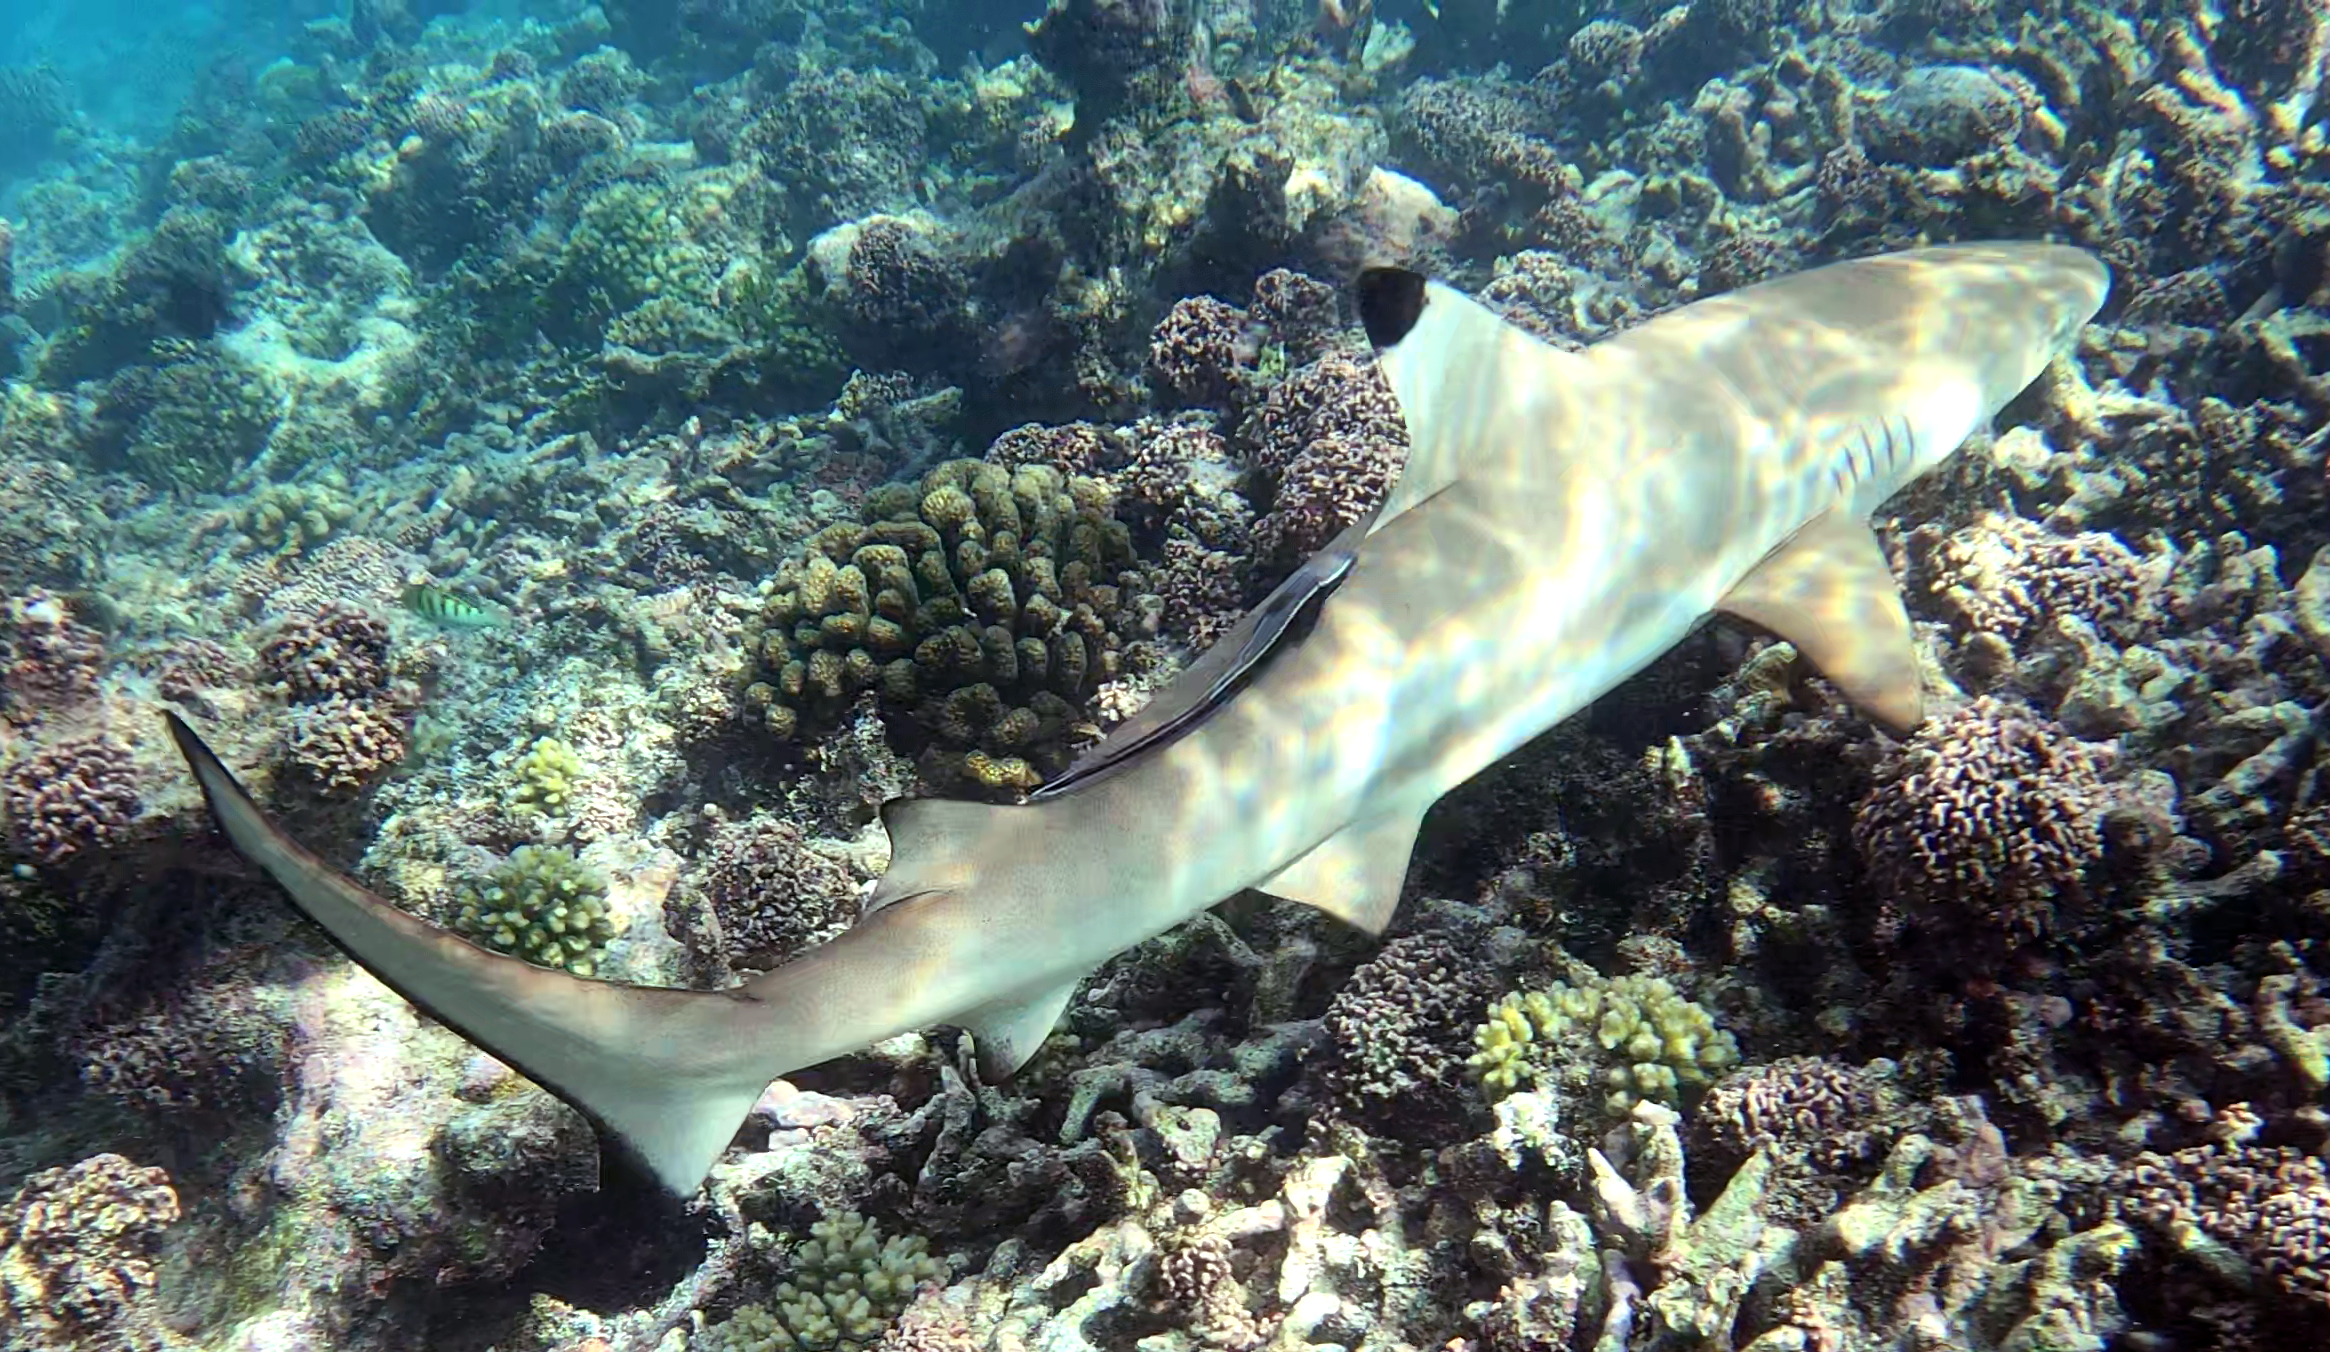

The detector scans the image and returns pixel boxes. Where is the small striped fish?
[403,583,505,630]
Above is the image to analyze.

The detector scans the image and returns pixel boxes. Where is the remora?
[167,242,2110,1196]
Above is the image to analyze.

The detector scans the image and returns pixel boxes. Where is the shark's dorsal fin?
[1254,805,1426,935]
[1033,509,1372,802]
[165,712,772,1197]
[867,795,1020,913]
[1716,510,1925,735]
[960,977,1082,1081]
[1360,266,1582,528]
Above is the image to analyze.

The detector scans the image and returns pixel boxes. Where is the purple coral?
[258,601,392,703]
[844,217,969,337]
[4,735,141,865]
[986,422,1120,477]
[683,813,861,972]
[0,587,105,718]
[0,1153,181,1347]
[1239,352,1409,565]
[283,694,410,792]
[1317,934,1498,1141]
[2120,1141,2330,1308]
[1248,267,1342,361]
[1147,296,1252,408]
[1851,697,2112,945]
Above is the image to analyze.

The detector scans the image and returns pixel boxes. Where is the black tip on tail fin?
[1357,267,1429,350]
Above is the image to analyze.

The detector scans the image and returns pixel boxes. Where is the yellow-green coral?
[240,475,354,555]
[507,736,583,816]
[746,457,1155,792]
[701,1211,944,1351]
[452,844,620,976]
[1468,972,1740,1117]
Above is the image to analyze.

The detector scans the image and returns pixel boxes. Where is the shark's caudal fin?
[1357,244,2108,736]
[167,712,775,1196]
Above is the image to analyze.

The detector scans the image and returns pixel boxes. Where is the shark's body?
[169,242,2110,1196]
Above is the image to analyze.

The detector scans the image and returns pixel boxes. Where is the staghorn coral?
[1851,696,2114,947]
[3,736,141,866]
[452,844,621,977]
[701,1211,945,1351]
[748,458,1158,791]
[1467,969,1740,1118]
[0,1153,181,1352]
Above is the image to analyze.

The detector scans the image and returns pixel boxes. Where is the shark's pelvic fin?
[1717,510,1925,735]
[961,977,1082,1081]
[1359,266,1580,528]
[165,712,774,1196]
[1255,806,1426,935]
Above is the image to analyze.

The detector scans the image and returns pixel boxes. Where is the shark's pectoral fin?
[961,977,1083,1082]
[1717,511,1925,736]
[165,712,775,1197]
[1256,807,1425,935]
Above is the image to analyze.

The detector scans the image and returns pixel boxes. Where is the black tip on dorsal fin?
[1356,267,1429,350]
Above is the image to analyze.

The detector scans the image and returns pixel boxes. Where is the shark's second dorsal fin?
[1254,805,1426,935]
[1359,267,1582,528]
[1717,509,1925,736]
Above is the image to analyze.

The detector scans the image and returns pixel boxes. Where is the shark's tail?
[167,712,777,1195]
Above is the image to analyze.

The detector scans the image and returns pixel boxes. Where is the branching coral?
[700,1211,944,1351]
[506,735,584,817]
[452,844,621,977]
[1236,352,1408,568]
[1467,970,1739,1117]
[284,695,410,793]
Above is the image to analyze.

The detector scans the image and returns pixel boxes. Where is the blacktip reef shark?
[167,241,2110,1198]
